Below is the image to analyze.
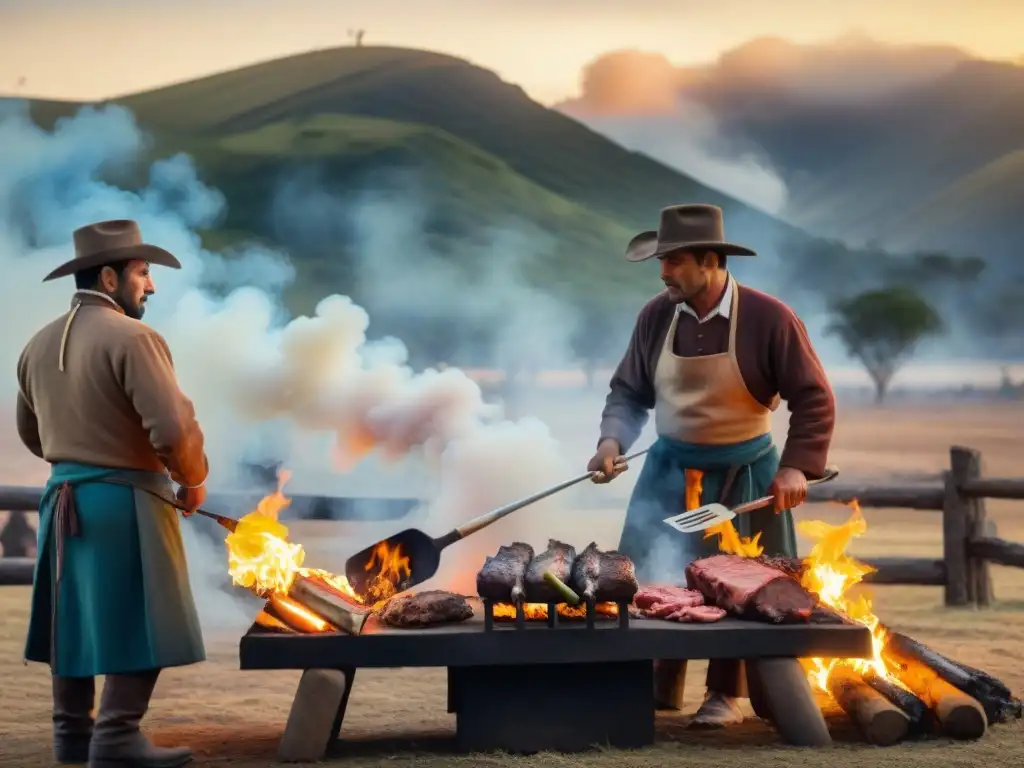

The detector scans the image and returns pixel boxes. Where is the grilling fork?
[662,465,840,534]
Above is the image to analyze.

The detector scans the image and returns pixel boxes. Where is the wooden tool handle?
[732,465,840,516]
[444,449,650,543]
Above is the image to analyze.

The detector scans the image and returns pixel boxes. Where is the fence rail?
[0,445,1021,607]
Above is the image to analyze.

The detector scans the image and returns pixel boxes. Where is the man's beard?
[114,291,145,320]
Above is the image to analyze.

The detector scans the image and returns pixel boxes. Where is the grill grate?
[481,598,632,631]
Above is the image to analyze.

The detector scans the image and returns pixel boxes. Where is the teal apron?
[617,433,797,584]
[24,463,206,677]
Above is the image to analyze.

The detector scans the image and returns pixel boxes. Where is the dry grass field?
[1,400,1023,767]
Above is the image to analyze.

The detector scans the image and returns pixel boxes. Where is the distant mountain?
[557,37,1024,265]
[10,46,812,321]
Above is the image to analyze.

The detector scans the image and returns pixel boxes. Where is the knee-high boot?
[88,670,192,768]
[53,675,95,764]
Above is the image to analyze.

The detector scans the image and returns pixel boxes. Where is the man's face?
[659,250,714,303]
[100,260,155,319]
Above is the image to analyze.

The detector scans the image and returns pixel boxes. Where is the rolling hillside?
[17,47,807,268]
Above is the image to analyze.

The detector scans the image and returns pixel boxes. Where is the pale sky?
[1,0,1021,104]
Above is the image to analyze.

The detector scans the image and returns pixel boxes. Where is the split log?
[883,629,1021,724]
[267,594,338,634]
[862,669,935,736]
[882,648,987,740]
[289,574,373,635]
[255,608,300,634]
[827,664,909,746]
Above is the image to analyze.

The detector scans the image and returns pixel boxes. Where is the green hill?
[10,45,820,364]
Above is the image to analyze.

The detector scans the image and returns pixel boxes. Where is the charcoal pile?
[686,554,818,623]
[379,590,474,628]
[632,585,726,623]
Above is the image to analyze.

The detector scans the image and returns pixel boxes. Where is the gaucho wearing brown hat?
[17,219,208,767]
[586,205,836,728]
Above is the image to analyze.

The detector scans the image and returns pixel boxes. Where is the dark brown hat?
[624,204,757,262]
[42,219,182,282]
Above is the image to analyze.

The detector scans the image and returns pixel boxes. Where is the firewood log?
[288,575,372,635]
[883,629,1022,724]
[862,669,935,736]
[827,664,909,746]
[882,648,987,740]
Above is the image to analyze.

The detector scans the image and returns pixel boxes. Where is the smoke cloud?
[557,50,789,215]
[0,100,596,630]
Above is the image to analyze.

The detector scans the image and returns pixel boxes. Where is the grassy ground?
[1,402,1023,766]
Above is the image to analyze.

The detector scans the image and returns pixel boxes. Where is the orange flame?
[360,541,413,606]
[689,469,763,558]
[492,602,620,620]
[797,502,903,691]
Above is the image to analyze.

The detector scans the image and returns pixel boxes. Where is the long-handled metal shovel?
[343,448,649,599]
[662,465,840,534]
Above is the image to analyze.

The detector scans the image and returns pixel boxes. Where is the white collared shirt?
[677,274,733,324]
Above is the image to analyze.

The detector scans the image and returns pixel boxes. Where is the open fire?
[223,471,408,617]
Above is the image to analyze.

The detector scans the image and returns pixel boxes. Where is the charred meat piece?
[632,584,724,622]
[569,542,639,603]
[755,554,807,580]
[379,590,474,628]
[686,554,816,623]
[475,542,534,602]
[524,539,577,602]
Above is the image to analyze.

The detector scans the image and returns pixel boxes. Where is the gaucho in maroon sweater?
[586,204,836,727]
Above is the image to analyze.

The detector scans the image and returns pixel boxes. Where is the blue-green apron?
[617,433,797,584]
[24,463,206,677]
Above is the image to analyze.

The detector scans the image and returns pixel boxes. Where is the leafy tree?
[826,286,943,404]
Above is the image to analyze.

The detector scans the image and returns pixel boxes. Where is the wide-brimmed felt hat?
[42,219,182,282]
[624,204,757,262]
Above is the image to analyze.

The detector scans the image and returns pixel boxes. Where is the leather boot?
[88,670,192,768]
[53,675,95,764]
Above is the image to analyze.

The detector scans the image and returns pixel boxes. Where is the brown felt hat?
[624,204,757,262]
[42,219,182,282]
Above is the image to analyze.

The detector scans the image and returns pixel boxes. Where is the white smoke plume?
[556,49,789,215]
[0,101,583,628]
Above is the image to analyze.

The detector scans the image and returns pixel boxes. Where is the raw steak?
[379,590,474,628]
[475,542,534,602]
[569,543,639,603]
[524,539,577,602]
[685,554,816,623]
[634,585,704,611]
[633,584,725,623]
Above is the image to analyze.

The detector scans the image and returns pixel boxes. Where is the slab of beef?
[476,542,534,602]
[524,539,577,602]
[632,584,726,623]
[685,554,816,623]
[755,554,807,580]
[379,590,474,628]
[569,542,639,603]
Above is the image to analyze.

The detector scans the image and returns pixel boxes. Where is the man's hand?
[175,484,207,517]
[587,439,629,484]
[768,467,808,512]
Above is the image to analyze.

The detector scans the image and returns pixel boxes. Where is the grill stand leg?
[277,667,357,762]
[450,661,655,752]
[653,659,687,711]
[747,658,830,746]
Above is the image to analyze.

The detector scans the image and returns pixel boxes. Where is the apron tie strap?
[50,481,81,670]
[57,302,83,373]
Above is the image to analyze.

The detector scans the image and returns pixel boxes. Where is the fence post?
[949,446,993,607]
[942,460,970,607]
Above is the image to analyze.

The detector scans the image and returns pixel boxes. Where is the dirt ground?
[1,402,1023,767]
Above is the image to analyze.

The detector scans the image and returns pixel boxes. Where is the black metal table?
[239,601,872,761]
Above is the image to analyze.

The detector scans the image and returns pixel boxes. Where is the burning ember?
[491,602,620,620]
[223,471,408,610]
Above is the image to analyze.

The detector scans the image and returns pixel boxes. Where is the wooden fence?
[0,445,1021,606]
